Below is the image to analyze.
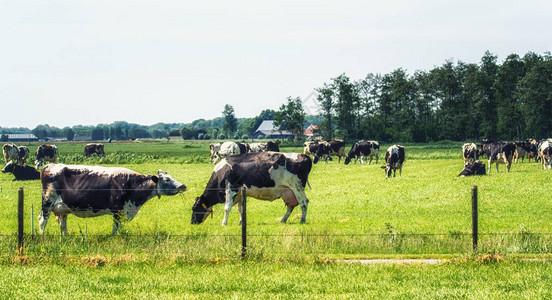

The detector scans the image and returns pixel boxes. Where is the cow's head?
[154,170,186,197]
[344,155,352,165]
[191,196,212,224]
[2,161,16,173]
[97,145,105,156]
[384,164,393,178]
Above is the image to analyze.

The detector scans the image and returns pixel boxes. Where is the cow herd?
[3,138,551,235]
[458,138,552,177]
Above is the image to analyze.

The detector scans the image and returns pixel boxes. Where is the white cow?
[212,142,240,164]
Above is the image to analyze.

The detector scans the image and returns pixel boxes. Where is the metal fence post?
[17,187,24,255]
[471,185,478,252]
[241,186,247,259]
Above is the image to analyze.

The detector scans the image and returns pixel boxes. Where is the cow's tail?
[306,179,312,190]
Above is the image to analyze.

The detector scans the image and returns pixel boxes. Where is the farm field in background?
[1,140,551,261]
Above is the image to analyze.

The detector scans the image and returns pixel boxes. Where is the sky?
[1,0,550,129]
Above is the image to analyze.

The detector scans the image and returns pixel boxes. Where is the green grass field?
[1,140,552,297]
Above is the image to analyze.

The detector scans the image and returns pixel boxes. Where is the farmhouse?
[1,133,38,142]
[252,120,294,139]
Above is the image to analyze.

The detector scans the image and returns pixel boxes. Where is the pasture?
[1,140,552,297]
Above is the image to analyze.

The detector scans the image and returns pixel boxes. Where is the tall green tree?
[332,74,359,140]
[316,84,335,140]
[274,97,306,139]
[477,51,499,139]
[495,54,525,140]
[520,54,552,137]
[222,104,238,137]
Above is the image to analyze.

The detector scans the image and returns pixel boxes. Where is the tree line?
[315,51,552,142]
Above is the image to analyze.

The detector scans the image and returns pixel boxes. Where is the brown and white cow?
[191,152,312,225]
[2,143,19,164]
[39,164,186,235]
[480,141,515,173]
[35,144,58,169]
[313,140,345,164]
[248,143,267,153]
[381,145,405,178]
[344,140,380,165]
[513,141,526,163]
[17,146,30,165]
[462,143,479,163]
[84,143,105,158]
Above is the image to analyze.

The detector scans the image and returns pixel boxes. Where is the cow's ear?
[151,176,159,184]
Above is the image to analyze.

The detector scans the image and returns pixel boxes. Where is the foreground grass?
[1,260,552,299]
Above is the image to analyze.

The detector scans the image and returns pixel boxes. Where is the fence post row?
[17,187,24,255]
[471,185,478,252]
[241,186,247,259]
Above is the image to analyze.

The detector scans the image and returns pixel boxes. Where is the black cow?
[2,161,40,181]
[35,144,58,169]
[458,160,486,177]
[462,143,479,163]
[313,140,345,164]
[84,143,105,158]
[265,141,280,152]
[524,142,538,162]
[344,141,380,165]
[191,152,312,225]
[480,141,515,173]
[39,164,186,235]
[381,145,405,178]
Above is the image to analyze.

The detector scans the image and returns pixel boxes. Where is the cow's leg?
[112,211,124,235]
[57,214,68,235]
[235,192,244,225]
[293,187,309,224]
[488,159,492,174]
[281,188,298,223]
[222,182,238,226]
[399,164,403,176]
[38,188,57,234]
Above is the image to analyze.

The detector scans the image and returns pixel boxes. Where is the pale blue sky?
[1,0,550,128]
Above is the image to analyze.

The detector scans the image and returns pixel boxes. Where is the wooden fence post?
[17,187,24,255]
[471,185,478,252]
[241,186,247,259]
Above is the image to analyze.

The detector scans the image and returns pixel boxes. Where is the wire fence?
[2,184,552,259]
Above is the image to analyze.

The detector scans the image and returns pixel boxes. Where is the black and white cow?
[303,141,319,157]
[84,143,105,158]
[35,144,58,169]
[480,141,515,173]
[462,143,479,163]
[381,145,405,178]
[2,161,41,181]
[17,146,30,165]
[524,141,538,162]
[344,140,379,165]
[191,152,312,225]
[458,160,486,177]
[539,141,552,170]
[313,140,345,164]
[39,164,186,235]
[2,143,19,164]
[237,143,250,154]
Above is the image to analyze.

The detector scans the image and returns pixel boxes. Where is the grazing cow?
[539,141,552,169]
[458,160,486,177]
[39,164,186,235]
[265,141,280,152]
[513,141,526,163]
[381,145,405,178]
[462,143,479,163]
[2,143,19,164]
[480,141,515,173]
[209,143,221,163]
[313,140,345,164]
[84,143,105,158]
[2,161,41,181]
[344,141,380,165]
[191,152,312,225]
[35,144,58,169]
[248,143,267,152]
[17,146,30,165]
[212,141,241,164]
